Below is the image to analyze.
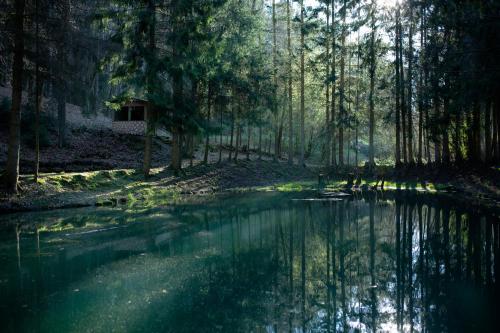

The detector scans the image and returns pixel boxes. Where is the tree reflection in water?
[0,192,498,332]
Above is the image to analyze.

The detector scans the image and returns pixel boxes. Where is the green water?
[0,192,498,332]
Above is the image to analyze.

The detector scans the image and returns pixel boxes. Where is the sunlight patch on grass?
[324,178,443,192]
[275,182,304,192]
[254,181,316,192]
[30,169,143,192]
[122,186,182,209]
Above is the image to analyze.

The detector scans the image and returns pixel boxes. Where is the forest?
[0,1,499,332]
[1,0,499,188]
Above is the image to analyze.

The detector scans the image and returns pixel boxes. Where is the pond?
[0,191,498,332]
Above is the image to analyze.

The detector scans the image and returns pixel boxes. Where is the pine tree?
[286,0,294,165]
[338,0,347,166]
[5,0,25,193]
[299,0,306,167]
[367,0,376,168]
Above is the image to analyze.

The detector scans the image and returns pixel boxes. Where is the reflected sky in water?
[0,191,499,332]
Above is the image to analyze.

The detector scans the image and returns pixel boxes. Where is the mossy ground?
[1,160,499,214]
[251,179,440,193]
[26,169,142,191]
[0,160,315,213]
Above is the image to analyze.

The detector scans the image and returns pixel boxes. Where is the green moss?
[120,185,183,209]
[325,180,347,190]
[275,182,304,192]
[38,222,75,233]
[250,181,315,193]
[323,178,442,192]
[29,169,145,192]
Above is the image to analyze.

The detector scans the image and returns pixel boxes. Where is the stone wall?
[112,121,146,135]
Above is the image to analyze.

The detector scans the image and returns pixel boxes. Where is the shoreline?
[1,161,499,217]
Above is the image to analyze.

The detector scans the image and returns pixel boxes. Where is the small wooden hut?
[112,98,149,135]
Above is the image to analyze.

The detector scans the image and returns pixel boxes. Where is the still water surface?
[0,192,498,332]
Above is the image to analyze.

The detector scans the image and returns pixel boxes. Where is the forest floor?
[0,123,170,173]
[1,126,499,214]
[0,156,499,215]
[0,158,316,213]
[0,123,318,213]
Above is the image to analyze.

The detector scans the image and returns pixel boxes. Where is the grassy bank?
[1,160,499,215]
[0,160,314,213]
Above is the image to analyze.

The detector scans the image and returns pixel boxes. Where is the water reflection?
[0,192,498,332]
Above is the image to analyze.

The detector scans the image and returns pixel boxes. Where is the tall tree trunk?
[338,0,347,166]
[34,80,43,182]
[442,96,451,164]
[171,70,183,172]
[5,0,25,193]
[395,6,402,167]
[425,106,432,162]
[453,101,463,163]
[234,98,241,162]
[398,5,407,164]
[331,0,337,167]
[325,0,331,167]
[204,82,212,164]
[268,132,272,154]
[355,124,359,167]
[433,98,441,164]
[417,2,425,165]
[455,109,463,163]
[228,96,235,161]
[442,29,451,165]
[171,128,181,171]
[423,17,431,164]
[57,0,69,149]
[247,122,251,161]
[216,103,223,163]
[143,108,153,177]
[368,0,376,168]
[299,0,305,167]
[472,101,481,163]
[466,109,474,162]
[34,0,41,183]
[273,0,278,162]
[189,134,194,167]
[143,0,156,178]
[57,89,66,148]
[190,80,198,166]
[493,98,499,163]
[239,125,243,159]
[496,99,500,163]
[258,121,262,160]
[355,29,361,168]
[287,0,293,165]
[432,22,441,165]
[484,100,491,164]
[407,0,414,165]
[277,106,285,157]
[219,98,223,163]
[347,52,352,166]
